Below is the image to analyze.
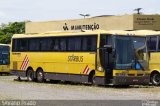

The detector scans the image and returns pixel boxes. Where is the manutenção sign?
[63,23,100,31]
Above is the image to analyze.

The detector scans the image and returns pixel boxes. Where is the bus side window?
[100,35,112,48]
[100,36,106,47]
[82,36,97,52]
[0,47,2,64]
[60,38,67,51]
[82,37,88,51]
[53,38,60,51]
[19,39,28,51]
[40,38,52,51]
[48,39,53,51]
[90,37,97,51]
[74,37,81,51]
[12,39,27,51]
[148,36,157,51]
[68,37,74,51]
[68,37,81,51]
[12,39,19,51]
[29,39,40,51]
[158,36,160,51]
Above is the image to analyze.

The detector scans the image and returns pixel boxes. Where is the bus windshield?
[132,36,148,70]
[114,36,135,70]
[114,36,148,70]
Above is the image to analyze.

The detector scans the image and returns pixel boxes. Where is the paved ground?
[0,76,159,100]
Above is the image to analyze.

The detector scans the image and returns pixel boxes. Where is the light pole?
[134,8,143,14]
[79,14,90,18]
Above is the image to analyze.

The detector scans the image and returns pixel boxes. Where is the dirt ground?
[0,76,159,100]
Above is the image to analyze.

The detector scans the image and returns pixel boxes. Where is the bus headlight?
[98,67,103,72]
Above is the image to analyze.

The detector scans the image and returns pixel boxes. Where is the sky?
[0,0,159,24]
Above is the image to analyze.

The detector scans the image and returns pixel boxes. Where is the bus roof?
[12,30,160,38]
[13,30,101,38]
[131,30,160,36]
[104,30,160,36]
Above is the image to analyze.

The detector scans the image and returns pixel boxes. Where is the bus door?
[99,35,114,84]
[104,46,114,83]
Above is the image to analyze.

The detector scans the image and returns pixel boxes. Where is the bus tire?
[91,74,96,85]
[151,72,160,86]
[89,71,95,85]
[36,69,44,83]
[27,69,34,81]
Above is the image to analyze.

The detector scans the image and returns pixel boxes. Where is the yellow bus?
[118,30,160,86]
[132,30,160,85]
[10,30,150,85]
[0,44,10,74]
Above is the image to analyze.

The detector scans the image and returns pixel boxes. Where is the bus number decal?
[68,55,83,62]
[20,55,29,71]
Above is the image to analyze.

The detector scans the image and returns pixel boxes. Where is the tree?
[0,22,25,44]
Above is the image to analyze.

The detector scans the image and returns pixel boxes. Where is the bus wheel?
[151,73,160,86]
[91,74,96,85]
[89,73,96,85]
[36,69,44,83]
[27,69,34,81]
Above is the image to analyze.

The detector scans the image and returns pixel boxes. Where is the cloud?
[0,11,6,17]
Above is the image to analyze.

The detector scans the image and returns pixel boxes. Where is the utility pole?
[79,14,90,18]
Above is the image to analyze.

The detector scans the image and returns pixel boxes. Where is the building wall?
[133,14,160,30]
[25,14,160,33]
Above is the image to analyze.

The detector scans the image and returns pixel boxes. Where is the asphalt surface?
[0,76,159,100]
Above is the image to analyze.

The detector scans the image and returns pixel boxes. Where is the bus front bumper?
[112,75,150,85]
